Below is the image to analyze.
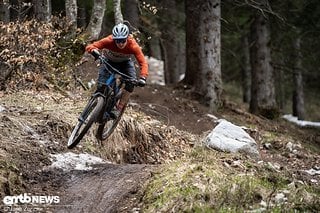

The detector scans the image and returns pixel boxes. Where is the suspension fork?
[78,93,103,123]
[102,86,113,112]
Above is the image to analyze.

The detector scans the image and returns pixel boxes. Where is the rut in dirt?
[55,163,153,213]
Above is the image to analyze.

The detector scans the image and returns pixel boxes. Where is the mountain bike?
[67,53,140,149]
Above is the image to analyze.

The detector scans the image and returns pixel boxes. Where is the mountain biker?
[85,23,148,119]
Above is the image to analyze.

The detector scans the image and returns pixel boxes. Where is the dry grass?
[0,89,319,211]
[142,147,320,212]
[0,90,197,197]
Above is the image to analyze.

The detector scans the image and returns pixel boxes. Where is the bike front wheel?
[67,96,104,149]
[96,105,126,141]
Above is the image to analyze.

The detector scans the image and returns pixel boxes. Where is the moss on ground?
[142,146,320,212]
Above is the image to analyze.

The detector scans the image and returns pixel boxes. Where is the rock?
[206,113,218,120]
[303,168,320,176]
[0,105,6,112]
[260,200,267,207]
[286,142,294,152]
[203,120,260,158]
[275,193,287,203]
[263,143,272,149]
[267,162,281,171]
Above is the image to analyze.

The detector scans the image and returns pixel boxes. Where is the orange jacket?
[86,35,148,78]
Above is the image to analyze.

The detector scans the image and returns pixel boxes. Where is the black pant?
[97,60,136,92]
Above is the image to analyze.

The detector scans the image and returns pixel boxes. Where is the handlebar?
[91,50,141,86]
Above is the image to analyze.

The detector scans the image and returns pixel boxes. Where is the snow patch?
[49,152,108,171]
[303,168,320,176]
[146,56,165,85]
[282,114,320,128]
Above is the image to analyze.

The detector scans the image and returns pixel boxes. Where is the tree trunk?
[65,0,77,33]
[161,0,179,84]
[9,0,18,21]
[32,0,51,22]
[185,0,222,111]
[85,0,106,41]
[113,0,123,24]
[0,0,10,22]
[185,1,199,86]
[242,34,251,103]
[77,3,87,29]
[178,39,186,79]
[149,37,162,60]
[292,33,305,120]
[124,0,139,28]
[249,13,278,119]
[277,66,285,111]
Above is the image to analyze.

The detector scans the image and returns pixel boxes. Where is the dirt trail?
[55,164,153,213]
[2,83,319,212]
[0,85,196,212]
[49,86,206,213]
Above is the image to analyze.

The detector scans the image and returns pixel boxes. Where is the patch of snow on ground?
[49,152,108,171]
[303,168,320,176]
[282,114,320,128]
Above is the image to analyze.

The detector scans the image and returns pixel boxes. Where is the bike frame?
[67,56,139,148]
[94,58,135,122]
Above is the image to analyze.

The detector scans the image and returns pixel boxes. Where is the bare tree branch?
[234,0,284,21]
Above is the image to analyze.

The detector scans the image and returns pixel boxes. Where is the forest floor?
[0,82,319,212]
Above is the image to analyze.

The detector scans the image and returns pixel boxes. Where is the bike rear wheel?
[67,96,104,149]
[96,105,126,141]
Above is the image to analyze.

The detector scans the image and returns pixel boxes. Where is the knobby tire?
[67,96,104,149]
[96,105,126,141]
